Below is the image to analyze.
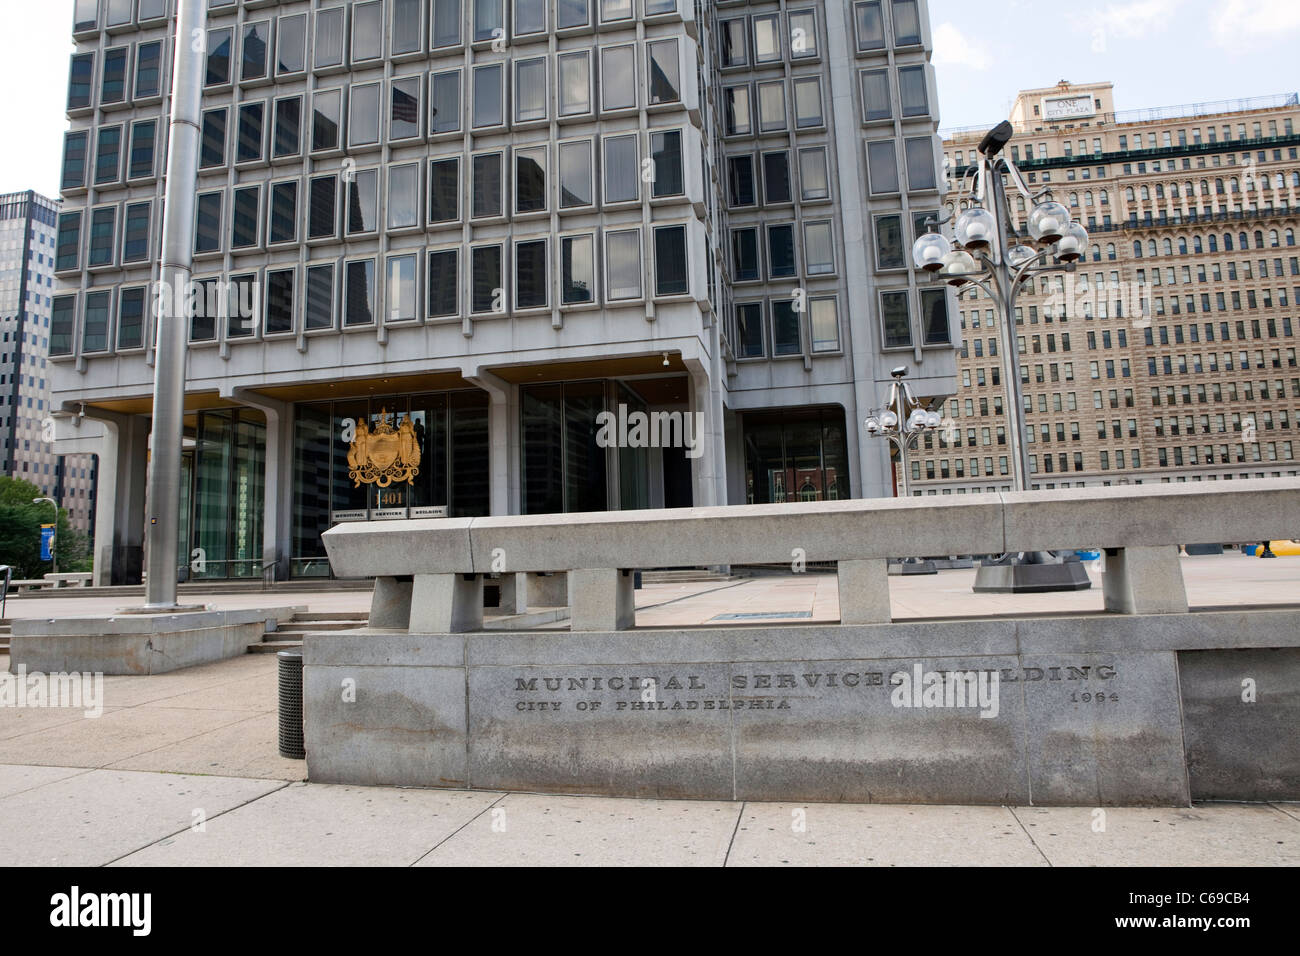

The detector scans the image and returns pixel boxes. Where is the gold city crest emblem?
[347,407,421,488]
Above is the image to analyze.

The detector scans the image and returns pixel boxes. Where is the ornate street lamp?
[909,121,1092,593]
[864,368,945,575]
[864,366,943,500]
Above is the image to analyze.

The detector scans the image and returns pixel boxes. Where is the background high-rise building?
[48,0,958,584]
[0,188,98,534]
[912,81,1299,494]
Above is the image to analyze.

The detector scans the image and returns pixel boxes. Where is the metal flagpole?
[144,0,206,608]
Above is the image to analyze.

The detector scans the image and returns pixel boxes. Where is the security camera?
[890,366,908,379]
[979,121,1014,157]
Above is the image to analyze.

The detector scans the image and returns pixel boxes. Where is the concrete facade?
[45,0,960,586]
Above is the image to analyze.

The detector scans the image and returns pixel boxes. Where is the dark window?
[88,208,115,266]
[344,259,376,326]
[763,152,792,204]
[729,155,756,206]
[312,90,341,152]
[68,53,94,110]
[129,121,156,179]
[195,193,222,254]
[772,299,801,355]
[391,77,421,139]
[472,245,503,313]
[427,249,459,317]
[277,14,308,73]
[472,153,503,218]
[654,226,688,296]
[881,290,911,348]
[875,214,904,269]
[515,239,548,309]
[232,187,260,249]
[921,288,950,345]
[274,97,302,158]
[62,132,88,190]
[101,47,127,104]
[651,130,684,197]
[206,28,232,86]
[118,287,145,350]
[305,264,335,330]
[266,269,295,334]
[96,127,123,184]
[242,21,270,81]
[200,110,226,168]
[50,297,76,356]
[732,228,760,282]
[515,148,546,213]
[269,181,297,244]
[122,202,150,262]
[237,103,264,163]
[56,212,81,272]
[429,158,460,222]
[83,291,110,353]
[767,224,796,279]
[308,175,337,239]
[737,303,764,357]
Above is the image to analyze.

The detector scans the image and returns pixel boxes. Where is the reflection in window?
[561,235,595,304]
[605,229,642,300]
[429,158,460,222]
[428,250,459,317]
[559,141,593,208]
[881,290,912,348]
[345,259,377,326]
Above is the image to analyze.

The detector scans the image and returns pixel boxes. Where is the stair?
[248,611,368,653]
[0,621,10,654]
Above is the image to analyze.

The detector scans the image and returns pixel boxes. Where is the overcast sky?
[2,0,1298,198]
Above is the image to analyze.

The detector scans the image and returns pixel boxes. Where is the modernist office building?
[50,0,957,583]
[0,190,97,535]
[911,81,1299,495]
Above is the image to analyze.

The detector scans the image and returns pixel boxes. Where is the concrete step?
[249,640,302,653]
[274,620,364,631]
[290,612,368,622]
[640,571,744,584]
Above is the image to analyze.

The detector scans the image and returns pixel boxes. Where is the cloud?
[931,22,991,71]
[1210,0,1300,52]
[1070,0,1184,42]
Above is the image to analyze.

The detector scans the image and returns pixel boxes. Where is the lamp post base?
[972,553,1093,593]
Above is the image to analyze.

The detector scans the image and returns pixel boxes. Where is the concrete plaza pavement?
[1,553,1298,866]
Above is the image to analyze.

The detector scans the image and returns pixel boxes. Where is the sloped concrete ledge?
[9,605,305,675]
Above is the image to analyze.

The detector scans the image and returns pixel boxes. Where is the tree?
[0,476,91,579]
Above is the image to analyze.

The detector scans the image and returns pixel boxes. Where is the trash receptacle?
[277,650,305,759]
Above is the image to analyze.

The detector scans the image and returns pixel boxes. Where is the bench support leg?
[525,571,569,609]
[369,576,413,629]
[409,573,484,633]
[837,559,892,624]
[1103,546,1188,614]
[570,569,634,631]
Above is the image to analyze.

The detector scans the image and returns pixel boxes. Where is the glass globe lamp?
[1054,221,1090,263]
[954,207,997,250]
[1028,201,1071,244]
[1006,244,1037,269]
[939,250,977,287]
[911,232,953,272]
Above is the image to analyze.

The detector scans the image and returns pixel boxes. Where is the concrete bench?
[322,479,1300,632]
[7,579,55,592]
[44,573,92,588]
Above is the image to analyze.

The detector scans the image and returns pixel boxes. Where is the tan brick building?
[911,81,1299,494]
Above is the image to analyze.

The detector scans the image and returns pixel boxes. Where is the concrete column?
[465,369,515,515]
[837,559,892,624]
[369,576,413,628]
[685,360,724,508]
[493,573,524,614]
[409,573,484,632]
[1103,546,1189,614]
[570,569,635,631]
[234,389,292,582]
[525,571,569,608]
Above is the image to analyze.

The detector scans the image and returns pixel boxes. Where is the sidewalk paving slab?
[1011,804,1300,866]
[112,782,500,867]
[0,766,284,866]
[415,792,741,867]
[728,803,1047,866]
